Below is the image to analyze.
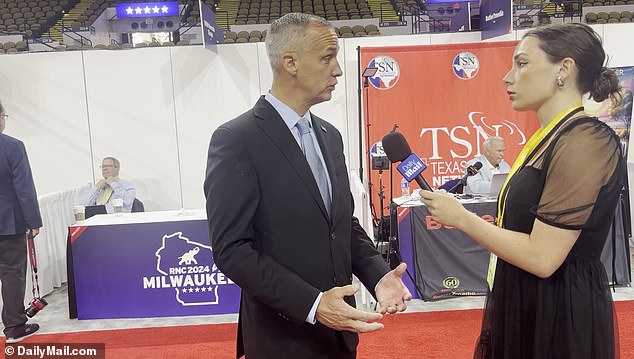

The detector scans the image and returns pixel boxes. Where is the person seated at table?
[84,157,136,213]
[465,136,510,195]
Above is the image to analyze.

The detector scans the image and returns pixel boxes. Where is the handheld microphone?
[381,131,433,192]
[465,162,482,178]
[449,161,482,193]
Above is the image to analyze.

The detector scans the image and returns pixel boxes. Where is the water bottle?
[400,178,410,197]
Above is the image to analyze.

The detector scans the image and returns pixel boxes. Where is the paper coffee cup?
[73,205,85,222]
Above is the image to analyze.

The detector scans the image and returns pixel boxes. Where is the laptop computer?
[487,172,509,198]
[85,205,107,219]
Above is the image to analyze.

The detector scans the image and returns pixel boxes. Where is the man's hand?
[96,179,107,189]
[28,228,40,238]
[375,263,412,314]
[315,284,384,333]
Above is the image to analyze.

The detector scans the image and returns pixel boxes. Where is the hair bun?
[591,67,620,103]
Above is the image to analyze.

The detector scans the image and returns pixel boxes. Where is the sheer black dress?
[475,117,624,359]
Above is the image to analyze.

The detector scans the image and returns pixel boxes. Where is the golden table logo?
[443,276,460,289]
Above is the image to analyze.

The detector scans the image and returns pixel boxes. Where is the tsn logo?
[418,111,527,160]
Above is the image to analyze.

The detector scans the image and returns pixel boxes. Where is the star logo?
[161,5,169,13]
[144,6,151,14]
[126,6,133,15]
[153,6,160,14]
[135,6,142,14]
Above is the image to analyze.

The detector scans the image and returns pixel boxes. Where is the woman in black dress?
[420,23,623,358]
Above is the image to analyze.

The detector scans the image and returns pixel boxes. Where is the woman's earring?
[556,75,564,88]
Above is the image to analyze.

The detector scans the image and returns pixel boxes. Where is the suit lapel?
[253,98,330,220]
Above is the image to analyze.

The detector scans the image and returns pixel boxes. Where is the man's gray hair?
[483,136,504,150]
[265,12,333,71]
[103,156,120,168]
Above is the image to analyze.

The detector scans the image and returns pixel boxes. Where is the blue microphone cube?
[396,153,427,182]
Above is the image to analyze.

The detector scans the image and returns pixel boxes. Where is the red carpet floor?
[4,301,633,358]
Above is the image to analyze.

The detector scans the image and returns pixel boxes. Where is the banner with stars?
[116,2,179,18]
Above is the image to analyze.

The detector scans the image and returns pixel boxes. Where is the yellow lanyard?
[99,187,113,205]
[98,177,120,205]
[496,104,584,228]
[487,104,583,289]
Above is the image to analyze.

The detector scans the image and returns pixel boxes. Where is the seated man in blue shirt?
[84,157,136,213]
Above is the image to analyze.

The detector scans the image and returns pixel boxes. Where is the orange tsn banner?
[360,41,541,211]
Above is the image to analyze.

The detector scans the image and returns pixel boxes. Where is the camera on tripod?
[25,297,48,318]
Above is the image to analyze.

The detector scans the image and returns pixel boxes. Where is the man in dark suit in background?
[0,102,42,343]
[205,13,411,359]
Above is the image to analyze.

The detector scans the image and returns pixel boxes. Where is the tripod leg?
[389,242,424,299]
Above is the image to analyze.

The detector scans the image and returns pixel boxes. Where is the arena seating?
[586,9,633,21]
[0,0,631,53]
[0,0,72,38]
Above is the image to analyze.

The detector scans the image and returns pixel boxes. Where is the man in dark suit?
[205,13,411,359]
[0,102,42,343]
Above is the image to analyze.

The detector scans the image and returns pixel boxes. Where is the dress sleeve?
[533,120,621,229]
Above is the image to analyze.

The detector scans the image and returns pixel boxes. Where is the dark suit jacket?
[0,134,42,235]
[204,97,389,358]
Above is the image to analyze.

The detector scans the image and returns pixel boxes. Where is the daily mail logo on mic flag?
[360,42,540,208]
[397,153,428,182]
[200,0,224,50]
[480,0,512,40]
[116,2,179,18]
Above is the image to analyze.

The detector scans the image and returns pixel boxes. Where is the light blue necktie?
[296,117,331,216]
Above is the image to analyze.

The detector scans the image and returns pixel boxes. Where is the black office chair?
[131,198,145,213]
